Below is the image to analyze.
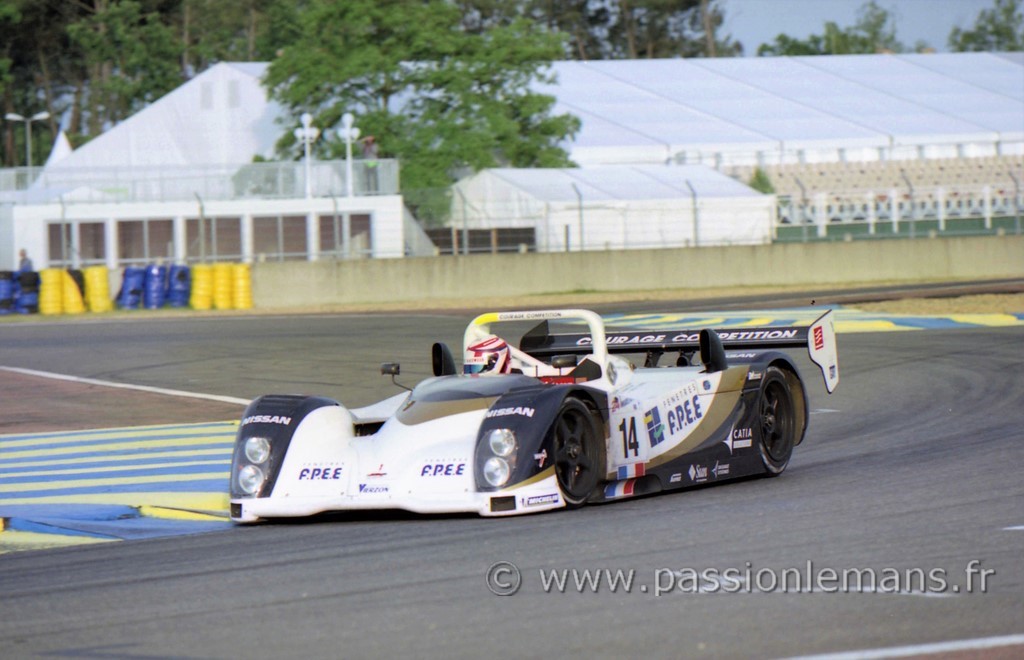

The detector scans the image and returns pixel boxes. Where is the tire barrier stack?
[83,266,113,313]
[232,264,253,310]
[117,267,146,310]
[38,268,87,315]
[62,269,86,315]
[38,269,65,315]
[0,271,14,314]
[212,263,233,310]
[143,264,168,309]
[190,264,213,310]
[167,265,191,307]
[15,272,40,314]
[0,262,252,316]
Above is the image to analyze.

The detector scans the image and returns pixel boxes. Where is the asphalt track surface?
[1,293,1023,658]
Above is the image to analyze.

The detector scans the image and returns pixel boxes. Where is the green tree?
[759,1,914,56]
[67,0,182,135]
[264,0,580,199]
[175,0,303,74]
[747,167,774,194]
[0,1,20,166]
[455,0,741,60]
[949,0,1024,51]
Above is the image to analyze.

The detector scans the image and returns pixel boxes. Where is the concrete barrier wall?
[252,235,1024,308]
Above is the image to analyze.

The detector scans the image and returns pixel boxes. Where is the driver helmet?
[464,335,512,375]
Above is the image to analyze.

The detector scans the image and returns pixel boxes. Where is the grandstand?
[727,155,1023,226]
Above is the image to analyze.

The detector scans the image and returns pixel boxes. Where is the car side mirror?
[380,362,410,391]
[431,342,457,376]
[699,329,728,373]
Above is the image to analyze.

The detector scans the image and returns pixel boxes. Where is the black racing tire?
[551,398,604,507]
[758,366,797,476]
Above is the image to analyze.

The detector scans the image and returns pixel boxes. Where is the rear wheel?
[551,398,604,507]
[759,367,796,476]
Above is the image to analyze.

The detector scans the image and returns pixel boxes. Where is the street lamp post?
[339,113,360,198]
[293,112,320,198]
[4,110,50,168]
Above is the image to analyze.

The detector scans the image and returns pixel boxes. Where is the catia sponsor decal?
[487,406,535,419]
[421,462,466,477]
[358,483,389,494]
[724,427,754,453]
[243,415,291,425]
[524,493,560,507]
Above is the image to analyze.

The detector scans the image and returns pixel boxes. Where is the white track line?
[0,365,250,406]
[787,633,1024,660]
[1005,525,1024,531]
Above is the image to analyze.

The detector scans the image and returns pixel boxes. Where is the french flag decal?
[604,479,638,499]
[617,463,646,479]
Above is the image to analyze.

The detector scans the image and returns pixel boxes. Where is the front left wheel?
[551,398,604,507]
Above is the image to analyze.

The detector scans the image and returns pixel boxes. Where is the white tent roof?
[37,53,1023,172]
[541,52,1023,162]
[480,165,764,203]
[45,62,282,171]
[44,130,74,167]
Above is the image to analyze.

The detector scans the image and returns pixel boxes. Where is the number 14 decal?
[619,417,639,459]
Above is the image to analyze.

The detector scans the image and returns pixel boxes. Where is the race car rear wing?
[519,310,839,393]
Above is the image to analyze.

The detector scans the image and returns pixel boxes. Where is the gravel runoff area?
[852,293,1024,314]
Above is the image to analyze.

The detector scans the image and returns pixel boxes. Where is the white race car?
[229,309,838,522]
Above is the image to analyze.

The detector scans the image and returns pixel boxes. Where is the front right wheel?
[758,366,797,476]
[551,398,604,507]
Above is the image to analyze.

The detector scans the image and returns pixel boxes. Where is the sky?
[720,0,998,55]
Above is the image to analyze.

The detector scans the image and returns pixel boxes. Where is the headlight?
[483,457,510,487]
[238,465,266,495]
[487,429,517,457]
[244,437,271,464]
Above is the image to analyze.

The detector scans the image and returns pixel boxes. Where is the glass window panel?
[147,219,173,262]
[281,215,306,260]
[78,222,106,263]
[118,220,145,262]
[252,216,280,259]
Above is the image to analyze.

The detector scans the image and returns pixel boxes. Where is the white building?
[452,165,774,251]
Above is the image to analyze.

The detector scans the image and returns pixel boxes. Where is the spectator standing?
[18,249,33,272]
[361,135,379,194]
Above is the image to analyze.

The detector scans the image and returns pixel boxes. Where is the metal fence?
[775,186,1024,242]
[0,159,398,203]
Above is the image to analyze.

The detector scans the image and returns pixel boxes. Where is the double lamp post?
[4,110,50,168]
[293,111,361,198]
